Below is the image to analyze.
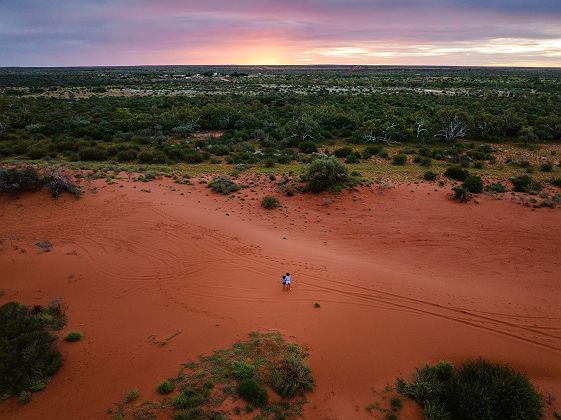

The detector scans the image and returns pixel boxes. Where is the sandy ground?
[1,176,561,419]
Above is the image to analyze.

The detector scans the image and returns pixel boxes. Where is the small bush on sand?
[261,195,280,210]
[541,162,553,172]
[64,331,83,342]
[424,171,438,181]
[44,168,81,198]
[208,175,240,195]
[0,166,44,194]
[232,360,256,380]
[156,379,174,394]
[444,166,469,181]
[397,358,543,420]
[0,302,66,401]
[462,175,483,194]
[551,177,561,188]
[511,175,540,193]
[302,156,349,193]
[392,154,407,165]
[485,182,508,193]
[391,395,403,411]
[124,388,139,403]
[237,379,268,407]
[270,356,314,398]
[451,185,470,203]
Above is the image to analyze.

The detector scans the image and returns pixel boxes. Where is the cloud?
[1,0,561,66]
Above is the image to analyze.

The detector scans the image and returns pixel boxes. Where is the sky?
[1,0,561,67]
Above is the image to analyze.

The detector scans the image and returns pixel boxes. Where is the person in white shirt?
[284,273,291,291]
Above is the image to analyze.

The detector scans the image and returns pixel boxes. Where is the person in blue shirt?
[284,273,291,291]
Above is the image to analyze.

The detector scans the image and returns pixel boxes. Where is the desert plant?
[231,360,256,381]
[156,379,174,394]
[424,171,438,181]
[397,359,544,420]
[0,166,44,194]
[444,166,469,181]
[511,175,540,193]
[391,396,403,411]
[270,356,314,398]
[462,175,483,194]
[314,302,321,308]
[392,154,407,165]
[237,379,268,407]
[451,186,470,202]
[302,156,349,193]
[124,388,139,403]
[261,195,281,210]
[485,182,507,193]
[541,162,553,172]
[0,302,65,399]
[208,175,240,195]
[64,331,83,342]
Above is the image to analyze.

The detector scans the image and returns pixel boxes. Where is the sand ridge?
[1,177,560,419]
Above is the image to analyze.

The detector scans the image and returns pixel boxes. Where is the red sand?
[1,177,560,419]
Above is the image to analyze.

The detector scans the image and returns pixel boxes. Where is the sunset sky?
[2,0,561,67]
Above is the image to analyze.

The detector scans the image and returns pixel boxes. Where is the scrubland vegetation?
[112,331,313,419]
[0,301,66,404]
[1,66,560,206]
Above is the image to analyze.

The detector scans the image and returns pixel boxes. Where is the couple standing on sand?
[282,273,291,291]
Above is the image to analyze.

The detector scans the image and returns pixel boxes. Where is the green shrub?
[392,154,407,165]
[540,162,553,172]
[362,145,382,158]
[270,356,314,398]
[424,171,438,181]
[64,331,83,342]
[551,177,561,188]
[156,379,174,394]
[117,149,137,162]
[261,195,281,210]
[390,396,403,411]
[452,185,469,202]
[124,388,139,403]
[231,360,256,381]
[173,407,204,420]
[0,302,65,399]
[397,359,544,420]
[346,151,361,164]
[485,182,507,193]
[237,379,268,407]
[511,175,540,193]
[421,157,432,167]
[334,146,353,158]
[79,146,107,161]
[299,140,317,154]
[444,166,469,181]
[314,302,321,308]
[462,175,483,194]
[0,166,44,194]
[18,391,31,405]
[208,175,240,194]
[452,358,543,420]
[302,156,349,193]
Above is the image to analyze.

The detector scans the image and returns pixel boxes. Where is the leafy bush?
[0,302,65,400]
[231,360,256,380]
[452,358,543,420]
[391,395,403,411]
[78,146,107,161]
[540,162,553,172]
[392,154,407,165]
[362,144,382,158]
[64,331,83,342]
[157,379,174,394]
[302,156,349,193]
[397,359,544,420]
[462,175,483,194]
[124,388,139,403]
[270,356,314,398]
[334,146,353,158]
[117,149,137,162]
[451,185,470,203]
[261,195,280,210]
[237,379,268,407]
[511,175,540,193]
[299,140,317,154]
[345,151,361,164]
[0,166,44,194]
[44,167,81,198]
[208,175,240,194]
[551,177,561,188]
[485,182,507,193]
[444,166,469,181]
[424,171,438,181]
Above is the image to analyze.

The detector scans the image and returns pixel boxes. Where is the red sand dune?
[1,177,560,419]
